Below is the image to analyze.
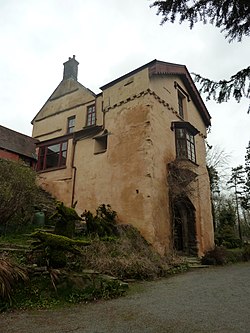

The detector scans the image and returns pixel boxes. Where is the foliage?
[242,141,250,210]
[228,166,246,241]
[242,243,250,261]
[0,159,39,232]
[214,198,242,248]
[206,145,231,230]
[206,144,231,190]
[0,269,127,311]
[30,231,91,268]
[201,246,228,265]
[151,0,250,42]
[217,199,237,228]
[216,227,241,249]
[202,244,250,266]
[150,0,250,111]
[79,224,171,280]
[52,202,81,238]
[225,248,245,263]
[65,278,127,303]
[168,161,197,200]
[0,255,28,304]
[193,68,250,112]
[82,204,118,237]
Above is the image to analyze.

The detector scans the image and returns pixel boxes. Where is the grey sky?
[0,0,249,173]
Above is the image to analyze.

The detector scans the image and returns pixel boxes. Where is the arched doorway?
[172,196,197,255]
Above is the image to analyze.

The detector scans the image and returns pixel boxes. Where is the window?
[174,81,190,119]
[86,105,96,126]
[37,141,68,171]
[178,92,185,118]
[175,128,196,163]
[67,116,75,133]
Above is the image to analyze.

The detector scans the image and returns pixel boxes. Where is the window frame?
[37,140,68,171]
[175,128,196,163]
[86,104,96,126]
[172,121,199,164]
[67,115,76,133]
[174,81,190,119]
[177,91,185,118]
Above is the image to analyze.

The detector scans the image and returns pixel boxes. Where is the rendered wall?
[33,68,214,256]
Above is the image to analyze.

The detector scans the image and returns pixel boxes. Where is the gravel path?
[1,262,250,333]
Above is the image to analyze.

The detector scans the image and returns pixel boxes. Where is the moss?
[30,231,91,253]
[52,202,81,238]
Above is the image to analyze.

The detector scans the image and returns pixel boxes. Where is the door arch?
[172,196,197,255]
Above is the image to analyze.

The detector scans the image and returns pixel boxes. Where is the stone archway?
[172,196,197,256]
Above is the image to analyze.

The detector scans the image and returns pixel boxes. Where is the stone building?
[32,56,214,256]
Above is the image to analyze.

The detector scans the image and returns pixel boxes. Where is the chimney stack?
[63,55,79,81]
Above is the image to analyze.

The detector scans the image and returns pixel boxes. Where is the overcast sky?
[0,0,249,174]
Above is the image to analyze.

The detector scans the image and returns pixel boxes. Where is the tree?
[206,144,230,188]
[206,144,231,229]
[150,0,250,112]
[242,141,250,210]
[227,165,245,241]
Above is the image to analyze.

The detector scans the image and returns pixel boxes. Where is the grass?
[0,223,175,312]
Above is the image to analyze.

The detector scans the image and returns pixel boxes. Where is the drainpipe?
[102,101,106,129]
[71,136,77,208]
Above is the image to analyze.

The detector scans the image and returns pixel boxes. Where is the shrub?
[79,224,170,280]
[215,225,242,249]
[201,246,228,265]
[0,159,57,234]
[242,244,250,261]
[0,159,39,232]
[0,255,28,304]
[82,204,118,237]
[226,248,244,263]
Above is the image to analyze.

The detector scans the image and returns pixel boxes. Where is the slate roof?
[0,125,38,160]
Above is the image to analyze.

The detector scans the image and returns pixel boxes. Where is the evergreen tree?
[227,165,245,241]
[151,0,250,112]
[242,141,250,210]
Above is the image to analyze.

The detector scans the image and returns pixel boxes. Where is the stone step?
[182,256,210,268]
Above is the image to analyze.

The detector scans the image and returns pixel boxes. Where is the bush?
[0,159,57,234]
[242,244,250,261]
[226,248,244,263]
[78,224,170,280]
[0,255,28,305]
[215,225,242,249]
[82,204,118,237]
[201,246,228,265]
[0,159,40,232]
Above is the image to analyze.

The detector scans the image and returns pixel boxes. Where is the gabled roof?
[100,59,211,127]
[31,78,96,124]
[0,125,37,159]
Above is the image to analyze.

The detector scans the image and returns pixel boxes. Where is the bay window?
[172,121,199,164]
[37,140,68,171]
